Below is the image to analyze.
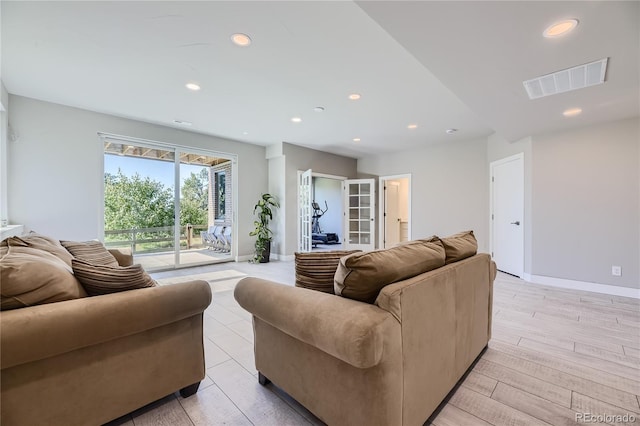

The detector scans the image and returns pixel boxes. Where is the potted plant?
[250,193,279,263]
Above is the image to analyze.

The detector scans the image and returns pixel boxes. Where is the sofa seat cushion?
[440,230,477,264]
[334,240,446,303]
[295,250,361,293]
[0,245,87,311]
[71,259,157,296]
[61,240,119,267]
[4,233,74,267]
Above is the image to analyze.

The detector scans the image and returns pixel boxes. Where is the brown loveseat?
[235,233,496,426]
[1,238,212,425]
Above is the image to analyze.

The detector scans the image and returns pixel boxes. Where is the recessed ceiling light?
[185,83,201,91]
[313,106,325,112]
[242,131,249,135]
[348,93,361,100]
[353,138,361,142]
[291,117,302,123]
[563,107,582,117]
[231,33,251,47]
[407,124,418,129]
[445,128,458,134]
[543,19,579,38]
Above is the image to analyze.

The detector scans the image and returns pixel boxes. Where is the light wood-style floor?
[106,261,640,426]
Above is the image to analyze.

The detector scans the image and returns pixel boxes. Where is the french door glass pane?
[347,182,372,245]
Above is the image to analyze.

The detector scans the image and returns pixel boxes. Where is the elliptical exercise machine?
[311,200,339,246]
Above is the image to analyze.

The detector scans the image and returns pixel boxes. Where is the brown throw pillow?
[0,246,87,311]
[61,240,119,267]
[71,259,157,296]
[295,250,361,293]
[5,232,74,267]
[440,230,478,264]
[334,240,446,304]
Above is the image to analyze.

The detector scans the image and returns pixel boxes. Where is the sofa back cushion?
[4,233,74,267]
[61,240,119,267]
[334,240,445,303]
[0,245,88,311]
[440,230,477,264]
[295,250,361,293]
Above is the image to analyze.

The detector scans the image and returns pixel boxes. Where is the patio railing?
[104,224,208,254]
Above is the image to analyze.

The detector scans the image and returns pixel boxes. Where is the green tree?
[180,168,209,226]
[104,169,174,234]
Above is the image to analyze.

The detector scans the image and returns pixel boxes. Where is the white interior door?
[343,179,375,251]
[298,169,312,252]
[384,183,400,248]
[491,154,524,277]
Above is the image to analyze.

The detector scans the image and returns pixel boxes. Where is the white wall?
[358,137,490,251]
[361,118,639,291]
[531,117,639,289]
[267,154,286,257]
[312,177,342,236]
[0,81,8,225]
[8,95,268,257]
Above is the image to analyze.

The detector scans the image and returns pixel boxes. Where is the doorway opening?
[379,174,411,249]
[311,176,342,250]
[298,170,376,253]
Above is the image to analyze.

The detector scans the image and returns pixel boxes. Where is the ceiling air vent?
[523,58,608,100]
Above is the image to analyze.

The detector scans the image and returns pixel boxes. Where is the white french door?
[298,169,312,252]
[490,154,524,277]
[343,179,375,251]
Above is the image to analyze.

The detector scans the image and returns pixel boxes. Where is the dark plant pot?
[259,241,271,263]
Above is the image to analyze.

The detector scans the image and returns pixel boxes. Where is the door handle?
[510,221,520,226]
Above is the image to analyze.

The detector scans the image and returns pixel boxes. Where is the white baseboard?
[271,253,294,261]
[522,273,639,299]
[235,253,295,262]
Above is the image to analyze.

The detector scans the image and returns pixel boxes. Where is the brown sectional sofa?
[0,239,212,425]
[235,234,496,426]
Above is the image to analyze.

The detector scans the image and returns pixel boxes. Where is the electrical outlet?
[612,265,622,276]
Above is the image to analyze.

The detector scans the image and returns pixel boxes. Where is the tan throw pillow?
[295,250,361,293]
[61,240,119,267]
[334,240,446,304]
[440,230,478,264]
[0,246,87,311]
[71,259,157,296]
[6,232,74,267]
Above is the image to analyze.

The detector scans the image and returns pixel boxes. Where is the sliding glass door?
[102,136,234,271]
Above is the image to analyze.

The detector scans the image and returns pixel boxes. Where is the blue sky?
[105,154,207,189]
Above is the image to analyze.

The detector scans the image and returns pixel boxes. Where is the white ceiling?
[2,1,638,159]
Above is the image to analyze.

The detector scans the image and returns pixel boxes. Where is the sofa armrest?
[234,277,398,369]
[108,248,134,266]
[0,280,212,369]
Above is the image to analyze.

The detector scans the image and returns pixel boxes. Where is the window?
[215,171,226,219]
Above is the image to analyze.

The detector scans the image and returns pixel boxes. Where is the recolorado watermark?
[576,413,636,423]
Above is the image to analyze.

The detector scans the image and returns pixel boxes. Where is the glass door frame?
[98,132,238,270]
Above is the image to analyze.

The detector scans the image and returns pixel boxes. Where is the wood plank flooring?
[106,262,639,426]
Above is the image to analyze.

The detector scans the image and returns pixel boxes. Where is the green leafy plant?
[249,193,279,262]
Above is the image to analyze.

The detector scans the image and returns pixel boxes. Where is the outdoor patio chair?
[221,227,232,252]
[212,226,225,251]
[200,231,216,250]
